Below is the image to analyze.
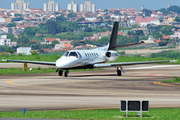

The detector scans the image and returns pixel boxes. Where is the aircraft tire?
[59,70,63,76]
[64,72,68,77]
[117,70,122,76]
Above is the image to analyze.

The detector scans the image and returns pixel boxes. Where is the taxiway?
[0,64,180,112]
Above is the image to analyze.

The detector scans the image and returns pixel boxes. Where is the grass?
[0,108,180,120]
[0,68,104,75]
[162,76,180,83]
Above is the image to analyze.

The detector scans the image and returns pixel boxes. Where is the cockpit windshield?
[63,52,69,57]
[62,52,80,58]
[69,52,78,58]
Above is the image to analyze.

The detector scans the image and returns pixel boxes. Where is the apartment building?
[80,1,96,13]
[11,0,30,10]
[67,1,78,12]
[44,0,59,12]
[0,35,11,46]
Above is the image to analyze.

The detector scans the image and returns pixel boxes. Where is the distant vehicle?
[2,22,177,77]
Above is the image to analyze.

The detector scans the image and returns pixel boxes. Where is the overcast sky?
[0,0,180,10]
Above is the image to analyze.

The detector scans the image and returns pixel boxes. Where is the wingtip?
[2,59,7,62]
[170,60,178,62]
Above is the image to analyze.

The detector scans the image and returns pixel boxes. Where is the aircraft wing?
[93,60,178,68]
[2,59,56,66]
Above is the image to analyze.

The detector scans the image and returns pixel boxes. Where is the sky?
[0,0,180,10]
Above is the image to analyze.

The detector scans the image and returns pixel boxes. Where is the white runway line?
[126,65,180,69]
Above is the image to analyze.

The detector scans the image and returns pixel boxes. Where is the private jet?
[2,22,177,77]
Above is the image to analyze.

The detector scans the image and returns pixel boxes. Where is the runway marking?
[153,82,180,87]
[127,65,180,69]
[78,73,114,76]
[132,74,169,76]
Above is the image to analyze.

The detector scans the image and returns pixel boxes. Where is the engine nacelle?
[105,51,120,61]
[105,51,111,58]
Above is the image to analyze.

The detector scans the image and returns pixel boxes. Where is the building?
[170,31,180,39]
[136,16,160,27]
[44,38,60,44]
[44,0,59,12]
[80,1,96,13]
[11,0,30,10]
[17,47,31,55]
[0,35,11,46]
[67,1,78,12]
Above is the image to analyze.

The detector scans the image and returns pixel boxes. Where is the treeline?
[150,50,180,59]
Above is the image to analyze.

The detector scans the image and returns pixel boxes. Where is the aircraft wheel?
[117,70,122,76]
[64,71,68,77]
[58,70,63,76]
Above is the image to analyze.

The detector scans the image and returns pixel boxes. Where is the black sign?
[128,101,140,111]
[120,100,149,112]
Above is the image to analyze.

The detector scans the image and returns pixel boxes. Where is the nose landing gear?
[57,69,69,77]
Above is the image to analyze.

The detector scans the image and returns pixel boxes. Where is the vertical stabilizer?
[108,22,119,50]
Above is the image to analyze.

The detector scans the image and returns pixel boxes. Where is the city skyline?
[0,0,180,10]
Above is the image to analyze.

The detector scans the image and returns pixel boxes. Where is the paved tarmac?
[0,64,180,112]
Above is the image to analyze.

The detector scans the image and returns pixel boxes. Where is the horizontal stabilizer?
[114,41,145,49]
[81,41,104,47]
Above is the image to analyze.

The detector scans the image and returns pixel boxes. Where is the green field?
[1,108,180,120]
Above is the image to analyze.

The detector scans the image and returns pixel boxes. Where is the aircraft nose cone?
[56,58,77,68]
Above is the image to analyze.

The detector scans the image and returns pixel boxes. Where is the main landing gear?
[57,69,69,77]
[117,67,122,76]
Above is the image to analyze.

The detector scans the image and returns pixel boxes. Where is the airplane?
[2,22,178,77]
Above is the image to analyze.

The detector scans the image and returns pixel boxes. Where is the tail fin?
[108,22,119,50]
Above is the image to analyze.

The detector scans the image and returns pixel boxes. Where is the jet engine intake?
[105,52,111,58]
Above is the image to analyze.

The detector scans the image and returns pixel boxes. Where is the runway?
[0,64,180,112]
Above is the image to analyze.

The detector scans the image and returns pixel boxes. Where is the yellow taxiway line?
[153,82,180,87]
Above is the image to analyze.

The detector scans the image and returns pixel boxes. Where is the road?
[0,64,180,112]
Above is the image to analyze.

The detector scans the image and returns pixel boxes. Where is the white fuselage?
[56,46,120,69]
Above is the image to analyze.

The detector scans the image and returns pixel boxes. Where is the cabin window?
[94,53,96,57]
[69,52,78,58]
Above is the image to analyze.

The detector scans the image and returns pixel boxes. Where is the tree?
[167,5,180,15]
[52,41,59,45]
[157,8,169,15]
[56,15,67,22]
[158,41,168,46]
[84,27,92,32]
[135,30,144,36]
[18,36,29,44]
[77,17,85,22]
[67,13,77,18]
[46,20,60,35]
[14,13,22,17]
[6,23,16,27]
[0,45,7,53]
[142,9,152,16]
[174,16,180,22]
[11,17,24,22]
[25,27,36,36]
[6,47,14,54]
